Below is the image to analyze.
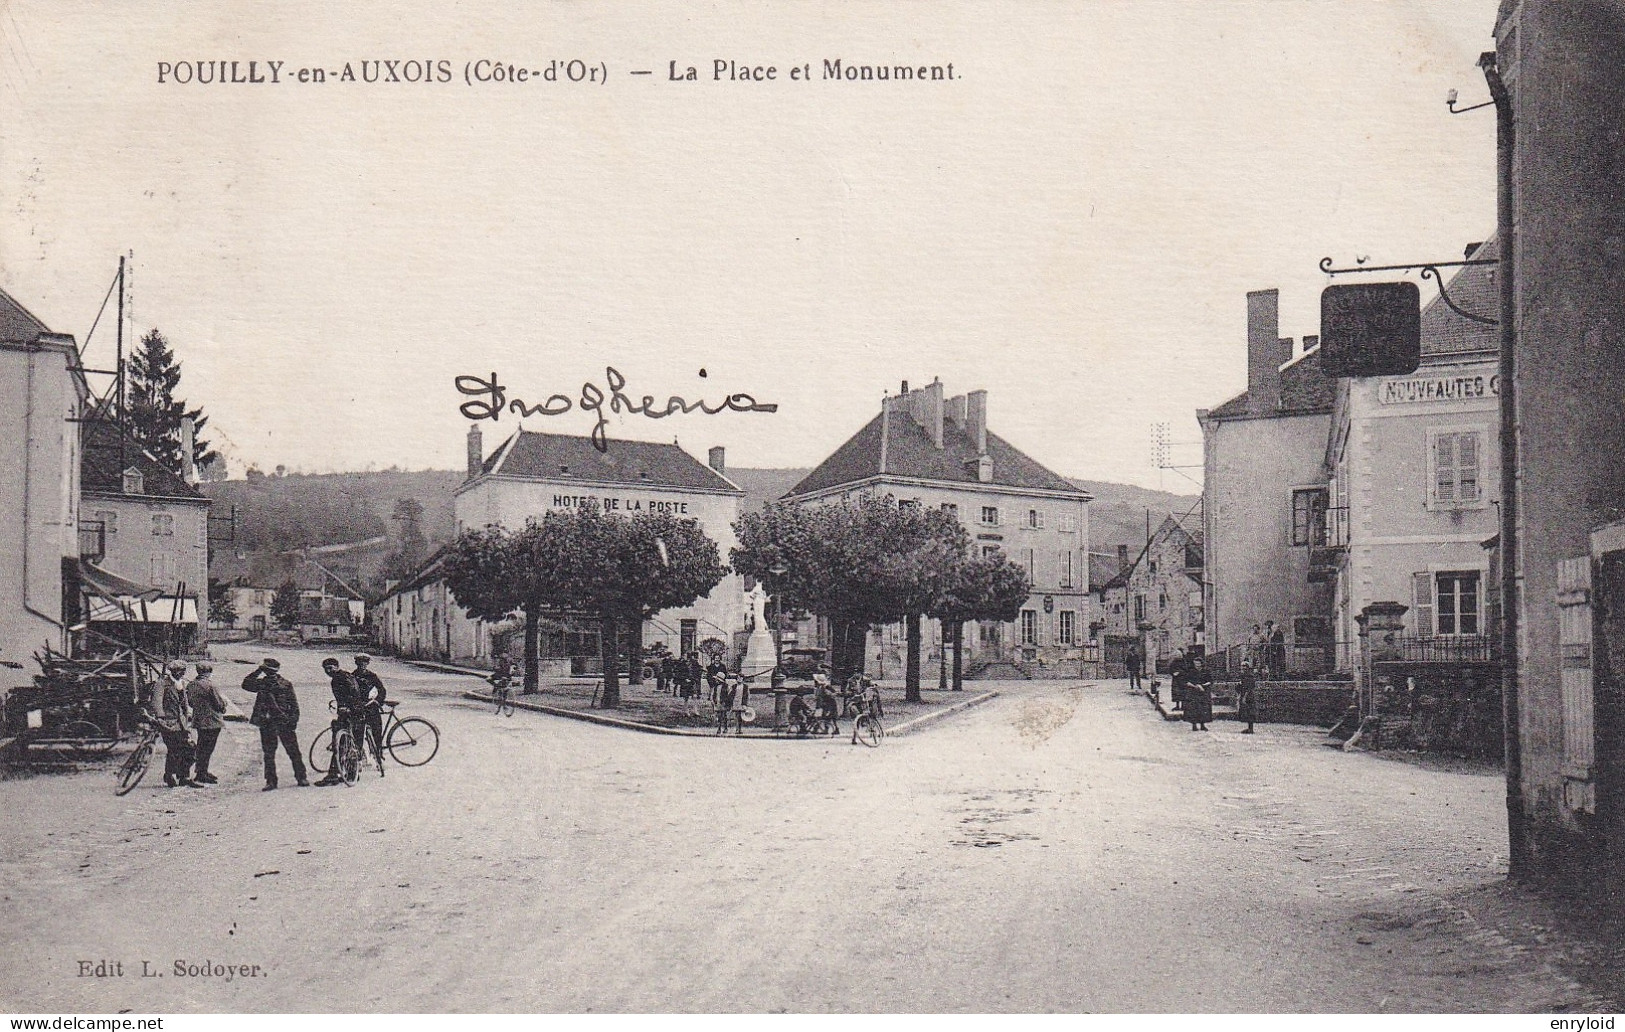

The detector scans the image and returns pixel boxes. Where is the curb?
[461,688,1000,741]
[885,691,1000,737]
[1144,687,1179,721]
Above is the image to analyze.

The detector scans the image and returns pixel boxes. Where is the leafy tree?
[734,495,969,698]
[931,554,1031,691]
[381,498,430,583]
[126,328,216,476]
[443,522,559,693]
[269,579,301,630]
[208,578,238,627]
[444,509,726,706]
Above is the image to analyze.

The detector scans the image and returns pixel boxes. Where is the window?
[980,506,1000,526]
[1059,550,1074,588]
[150,553,174,584]
[1058,514,1076,533]
[1020,609,1038,646]
[1431,430,1485,507]
[122,468,144,495]
[940,502,958,518]
[1058,610,1076,646]
[1159,592,1167,612]
[1028,509,1045,529]
[1134,594,1146,622]
[1435,572,1481,635]
[151,514,174,537]
[1023,548,1035,580]
[1291,487,1330,546]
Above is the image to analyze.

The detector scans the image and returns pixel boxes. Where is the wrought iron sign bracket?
[1319,256,1500,327]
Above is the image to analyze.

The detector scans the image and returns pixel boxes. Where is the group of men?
[142,660,229,787]
[221,653,388,791]
[1248,620,1289,680]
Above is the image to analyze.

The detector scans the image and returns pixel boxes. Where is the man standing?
[155,661,198,788]
[351,654,387,761]
[1237,661,1259,734]
[315,657,365,786]
[242,657,308,791]
[1267,621,1287,680]
[186,662,228,784]
[1125,640,1144,693]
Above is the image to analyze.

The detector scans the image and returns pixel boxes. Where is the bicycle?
[490,674,516,717]
[332,722,362,786]
[114,722,160,796]
[852,710,884,748]
[310,700,439,774]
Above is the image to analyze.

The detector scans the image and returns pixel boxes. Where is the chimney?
[900,380,909,396]
[1302,334,1320,353]
[466,423,483,481]
[966,389,988,455]
[179,416,196,485]
[1464,241,1484,260]
[708,446,725,473]
[1246,289,1289,417]
[923,379,944,448]
[1117,544,1130,572]
[946,393,967,430]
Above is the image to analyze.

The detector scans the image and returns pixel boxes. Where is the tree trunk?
[831,618,853,684]
[599,611,621,708]
[952,620,965,691]
[628,616,645,686]
[523,608,540,694]
[905,612,922,703]
[937,618,949,691]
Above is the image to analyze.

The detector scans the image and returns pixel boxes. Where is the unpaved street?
[0,648,1614,1013]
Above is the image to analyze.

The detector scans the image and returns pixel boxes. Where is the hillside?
[203,467,1198,593]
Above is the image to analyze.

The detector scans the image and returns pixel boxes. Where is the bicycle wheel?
[365,726,385,776]
[386,717,440,766]
[114,739,154,795]
[307,725,333,775]
[334,728,360,786]
[854,714,882,748]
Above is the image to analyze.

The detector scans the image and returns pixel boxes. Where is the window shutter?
[1434,435,1457,503]
[1458,434,1481,501]
[1412,572,1435,636]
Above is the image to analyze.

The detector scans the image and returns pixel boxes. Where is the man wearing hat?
[186,662,228,784]
[154,661,198,788]
[351,654,387,762]
[314,657,365,786]
[241,657,308,790]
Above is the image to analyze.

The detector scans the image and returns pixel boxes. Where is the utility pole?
[1483,50,1530,881]
[116,254,126,474]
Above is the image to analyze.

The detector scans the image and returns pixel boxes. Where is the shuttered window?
[1430,429,1486,507]
[1411,572,1434,636]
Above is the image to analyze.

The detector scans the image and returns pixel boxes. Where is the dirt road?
[0,648,1614,1012]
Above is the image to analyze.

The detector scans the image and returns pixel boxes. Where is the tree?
[443,509,726,707]
[381,498,430,583]
[270,579,301,630]
[207,579,238,627]
[733,495,969,699]
[126,328,216,476]
[931,554,1031,691]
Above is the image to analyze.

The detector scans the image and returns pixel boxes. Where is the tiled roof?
[1420,237,1498,359]
[479,431,740,494]
[0,286,50,343]
[81,419,206,500]
[1205,351,1336,422]
[785,406,1087,498]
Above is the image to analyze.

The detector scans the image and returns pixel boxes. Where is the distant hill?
[203,466,1198,594]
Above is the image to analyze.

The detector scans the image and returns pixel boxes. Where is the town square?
[4,0,1625,1020]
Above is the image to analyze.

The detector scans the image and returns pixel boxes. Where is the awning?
[68,558,165,603]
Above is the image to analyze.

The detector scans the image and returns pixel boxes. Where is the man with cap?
[241,657,308,790]
[154,661,198,788]
[315,657,365,786]
[351,654,387,763]
[186,661,228,783]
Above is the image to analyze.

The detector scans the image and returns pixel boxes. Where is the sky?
[0,1,1501,490]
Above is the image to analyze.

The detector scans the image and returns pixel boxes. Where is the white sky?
[0,1,1499,490]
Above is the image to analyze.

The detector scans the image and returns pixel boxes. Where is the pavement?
[0,644,1619,1013]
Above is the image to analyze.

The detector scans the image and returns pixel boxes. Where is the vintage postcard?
[2,0,1623,1021]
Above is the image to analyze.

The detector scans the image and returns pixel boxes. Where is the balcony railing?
[77,519,106,563]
